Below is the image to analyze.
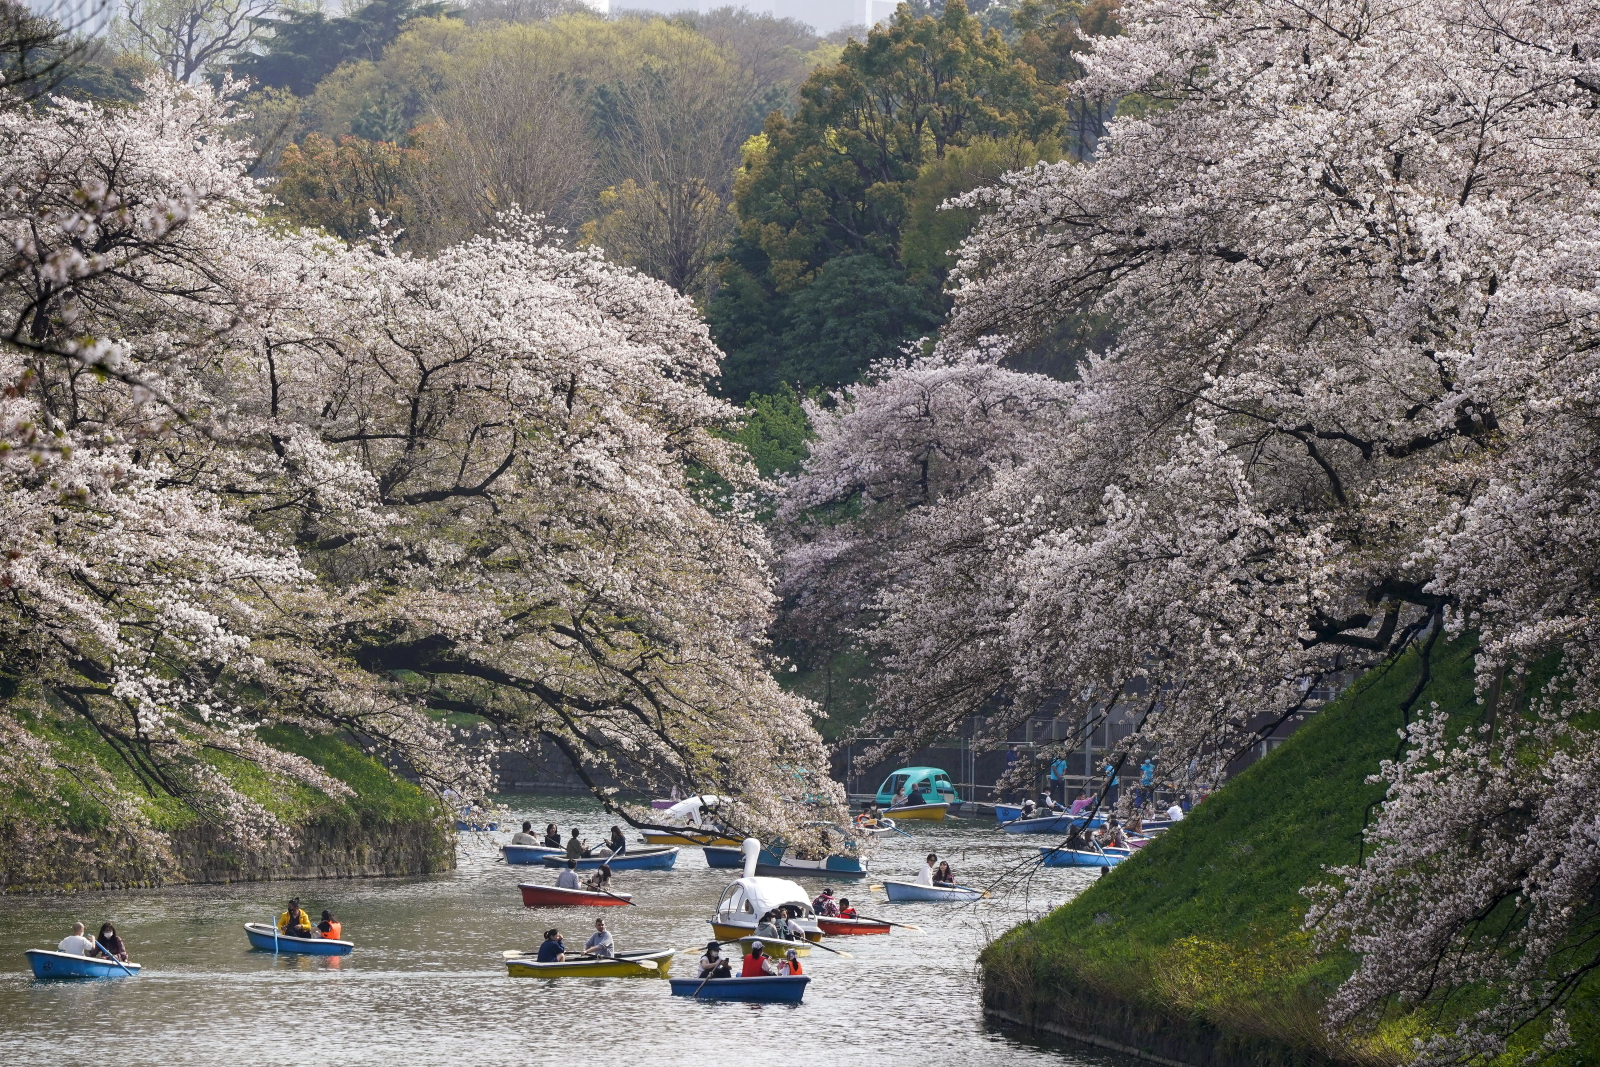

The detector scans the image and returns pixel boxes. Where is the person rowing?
[90,922,128,961]
[584,918,614,959]
[583,863,614,893]
[566,827,589,859]
[606,825,627,856]
[740,940,777,977]
[837,897,858,920]
[698,941,732,979]
[278,898,314,938]
[542,823,561,848]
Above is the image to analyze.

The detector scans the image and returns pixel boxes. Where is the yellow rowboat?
[640,831,740,847]
[884,802,948,821]
[710,921,823,944]
[505,948,677,979]
[735,935,810,957]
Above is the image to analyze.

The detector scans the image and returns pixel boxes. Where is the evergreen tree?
[232,0,456,95]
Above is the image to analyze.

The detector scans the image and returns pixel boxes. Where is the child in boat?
[740,941,777,977]
[837,898,858,920]
[812,888,839,916]
[316,911,342,940]
[278,899,314,938]
[777,948,803,976]
[698,941,732,979]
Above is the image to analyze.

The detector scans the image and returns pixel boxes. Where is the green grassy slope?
[981,638,1478,1063]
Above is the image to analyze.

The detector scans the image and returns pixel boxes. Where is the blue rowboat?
[26,950,141,979]
[244,923,354,956]
[669,975,809,1003]
[995,804,1023,824]
[881,880,984,902]
[1038,846,1129,868]
[999,813,1106,835]
[539,846,679,871]
[704,844,866,878]
[456,820,498,831]
[703,845,745,869]
[502,844,565,865]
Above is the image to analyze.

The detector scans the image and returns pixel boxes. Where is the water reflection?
[1,796,1144,1067]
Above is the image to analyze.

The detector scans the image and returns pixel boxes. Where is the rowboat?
[455,820,498,831]
[244,923,354,955]
[735,935,810,957]
[704,844,867,878]
[539,846,679,871]
[816,916,890,936]
[854,817,898,837]
[25,950,142,979]
[995,803,1024,824]
[502,844,565,865]
[641,831,740,847]
[519,883,634,907]
[505,947,675,979]
[669,975,809,1003]
[999,813,1105,835]
[1038,846,1129,868]
[883,802,947,821]
[880,880,983,902]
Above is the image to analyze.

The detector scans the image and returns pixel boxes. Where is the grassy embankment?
[2,693,445,888]
[981,637,1600,1065]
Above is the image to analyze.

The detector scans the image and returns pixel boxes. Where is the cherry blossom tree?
[1,74,841,873]
[779,0,1600,1054]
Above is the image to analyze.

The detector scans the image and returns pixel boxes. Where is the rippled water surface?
[0,796,1138,1066]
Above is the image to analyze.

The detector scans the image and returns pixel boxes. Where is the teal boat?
[26,950,141,979]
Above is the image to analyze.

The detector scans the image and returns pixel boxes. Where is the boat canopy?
[874,767,960,805]
[715,876,815,920]
[661,794,732,826]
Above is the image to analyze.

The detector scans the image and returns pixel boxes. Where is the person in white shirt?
[584,918,614,959]
[511,821,539,845]
[556,860,581,889]
[912,853,938,888]
[58,922,96,956]
[1167,803,1185,822]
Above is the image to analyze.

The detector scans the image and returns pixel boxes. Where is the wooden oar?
[94,939,135,976]
[724,937,852,960]
[586,881,637,907]
[851,913,920,932]
[500,949,655,969]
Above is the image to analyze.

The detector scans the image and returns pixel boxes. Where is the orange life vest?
[319,921,342,940]
[740,953,770,977]
[781,959,803,975]
[839,907,857,919]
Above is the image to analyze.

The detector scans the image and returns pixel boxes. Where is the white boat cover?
[715,875,818,924]
[661,794,733,827]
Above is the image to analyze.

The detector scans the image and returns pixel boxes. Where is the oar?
[94,939,135,976]
[500,949,655,968]
[725,937,852,959]
[588,882,637,907]
[271,919,278,956]
[851,914,920,932]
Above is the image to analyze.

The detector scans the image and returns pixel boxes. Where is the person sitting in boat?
[90,922,128,961]
[912,853,939,888]
[837,897,858,919]
[543,823,561,848]
[57,922,96,956]
[933,860,957,887]
[777,948,803,976]
[1104,821,1129,849]
[774,907,804,943]
[606,825,627,856]
[740,941,777,977]
[812,888,839,916]
[566,827,589,860]
[511,821,539,845]
[1167,802,1185,822]
[1041,790,1065,813]
[698,941,732,979]
[754,910,782,941]
[583,864,614,893]
[1019,797,1037,818]
[278,899,314,938]
[316,911,342,940]
[556,859,581,890]
[584,918,614,959]
[536,928,566,963]
[1069,794,1094,816]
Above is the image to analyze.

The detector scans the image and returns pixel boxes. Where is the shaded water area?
[1,796,1140,1066]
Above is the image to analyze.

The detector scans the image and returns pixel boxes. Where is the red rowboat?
[817,916,890,936]
[519,883,634,908]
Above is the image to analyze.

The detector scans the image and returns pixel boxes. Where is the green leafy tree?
[232,0,457,95]
[708,0,1064,398]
